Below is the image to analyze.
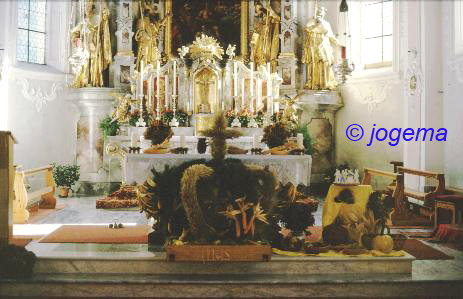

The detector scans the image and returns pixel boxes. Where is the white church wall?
[335,0,404,187]
[442,0,463,189]
[2,0,77,170]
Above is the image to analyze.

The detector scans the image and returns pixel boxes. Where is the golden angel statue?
[250,1,280,71]
[111,93,137,124]
[302,7,339,90]
[135,6,171,70]
[70,1,112,88]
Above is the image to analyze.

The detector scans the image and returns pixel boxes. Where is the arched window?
[17,0,47,64]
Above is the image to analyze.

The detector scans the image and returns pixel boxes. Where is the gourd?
[372,234,394,253]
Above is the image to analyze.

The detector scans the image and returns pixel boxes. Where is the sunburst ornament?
[189,34,224,61]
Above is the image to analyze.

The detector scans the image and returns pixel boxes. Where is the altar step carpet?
[38,224,151,244]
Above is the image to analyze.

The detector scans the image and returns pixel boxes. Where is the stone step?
[27,242,414,275]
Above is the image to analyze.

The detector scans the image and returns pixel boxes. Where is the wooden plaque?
[166,245,272,262]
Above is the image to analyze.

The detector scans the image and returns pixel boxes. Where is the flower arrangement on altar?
[161,110,189,127]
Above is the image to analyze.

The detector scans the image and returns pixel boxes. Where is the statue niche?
[193,67,219,114]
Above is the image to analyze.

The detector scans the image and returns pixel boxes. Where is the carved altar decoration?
[302,6,339,90]
[69,0,112,88]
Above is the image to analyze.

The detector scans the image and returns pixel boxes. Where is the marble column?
[298,90,343,184]
[67,88,116,183]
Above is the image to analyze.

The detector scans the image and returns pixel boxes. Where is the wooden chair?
[13,165,57,224]
[362,167,405,214]
[395,166,445,221]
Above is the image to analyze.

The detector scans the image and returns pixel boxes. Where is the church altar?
[124,153,312,186]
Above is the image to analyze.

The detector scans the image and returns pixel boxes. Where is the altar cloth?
[124,153,312,186]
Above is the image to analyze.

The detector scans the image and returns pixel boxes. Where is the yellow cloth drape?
[272,248,405,258]
[322,184,374,228]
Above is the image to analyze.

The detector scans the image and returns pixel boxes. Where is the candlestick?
[173,60,177,95]
[267,77,273,116]
[257,78,262,111]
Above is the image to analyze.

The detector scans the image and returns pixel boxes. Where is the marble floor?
[6,195,463,298]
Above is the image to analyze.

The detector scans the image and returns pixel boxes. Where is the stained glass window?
[17,0,47,64]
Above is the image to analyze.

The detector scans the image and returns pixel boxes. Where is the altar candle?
[148,75,152,111]
[341,46,346,59]
[274,101,279,113]
[267,62,271,75]
[233,61,238,97]
[173,60,177,95]
[156,61,160,102]
[130,132,137,147]
[297,134,305,150]
[250,62,254,97]
[180,135,186,148]
[267,77,273,115]
[241,78,245,107]
[165,74,169,109]
[257,78,262,110]
[140,60,144,96]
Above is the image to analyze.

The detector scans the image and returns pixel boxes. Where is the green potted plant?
[52,164,80,198]
[99,116,120,138]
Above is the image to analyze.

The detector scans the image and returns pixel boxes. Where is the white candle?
[241,78,245,107]
[156,61,160,109]
[250,62,254,97]
[267,77,273,115]
[257,78,262,111]
[131,132,137,147]
[140,60,144,96]
[148,75,152,111]
[274,101,279,112]
[297,133,304,149]
[173,60,177,95]
[180,135,186,148]
[267,62,271,75]
[165,74,169,109]
[233,61,238,97]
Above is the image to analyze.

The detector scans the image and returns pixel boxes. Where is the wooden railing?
[13,165,56,224]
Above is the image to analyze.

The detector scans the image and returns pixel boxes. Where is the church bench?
[13,165,57,224]
[362,167,405,214]
[393,166,445,219]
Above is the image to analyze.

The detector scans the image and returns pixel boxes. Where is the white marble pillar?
[67,88,116,182]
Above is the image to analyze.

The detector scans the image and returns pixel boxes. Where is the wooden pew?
[13,165,57,224]
[362,167,405,214]
[395,166,445,220]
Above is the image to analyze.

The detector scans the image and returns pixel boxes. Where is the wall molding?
[15,77,64,112]
[343,77,400,116]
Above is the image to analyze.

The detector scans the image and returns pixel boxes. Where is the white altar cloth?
[124,154,312,186]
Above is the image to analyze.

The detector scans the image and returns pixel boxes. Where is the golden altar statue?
[250,1,280,71]
[70,1,112,88]
[302,6,339,90]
